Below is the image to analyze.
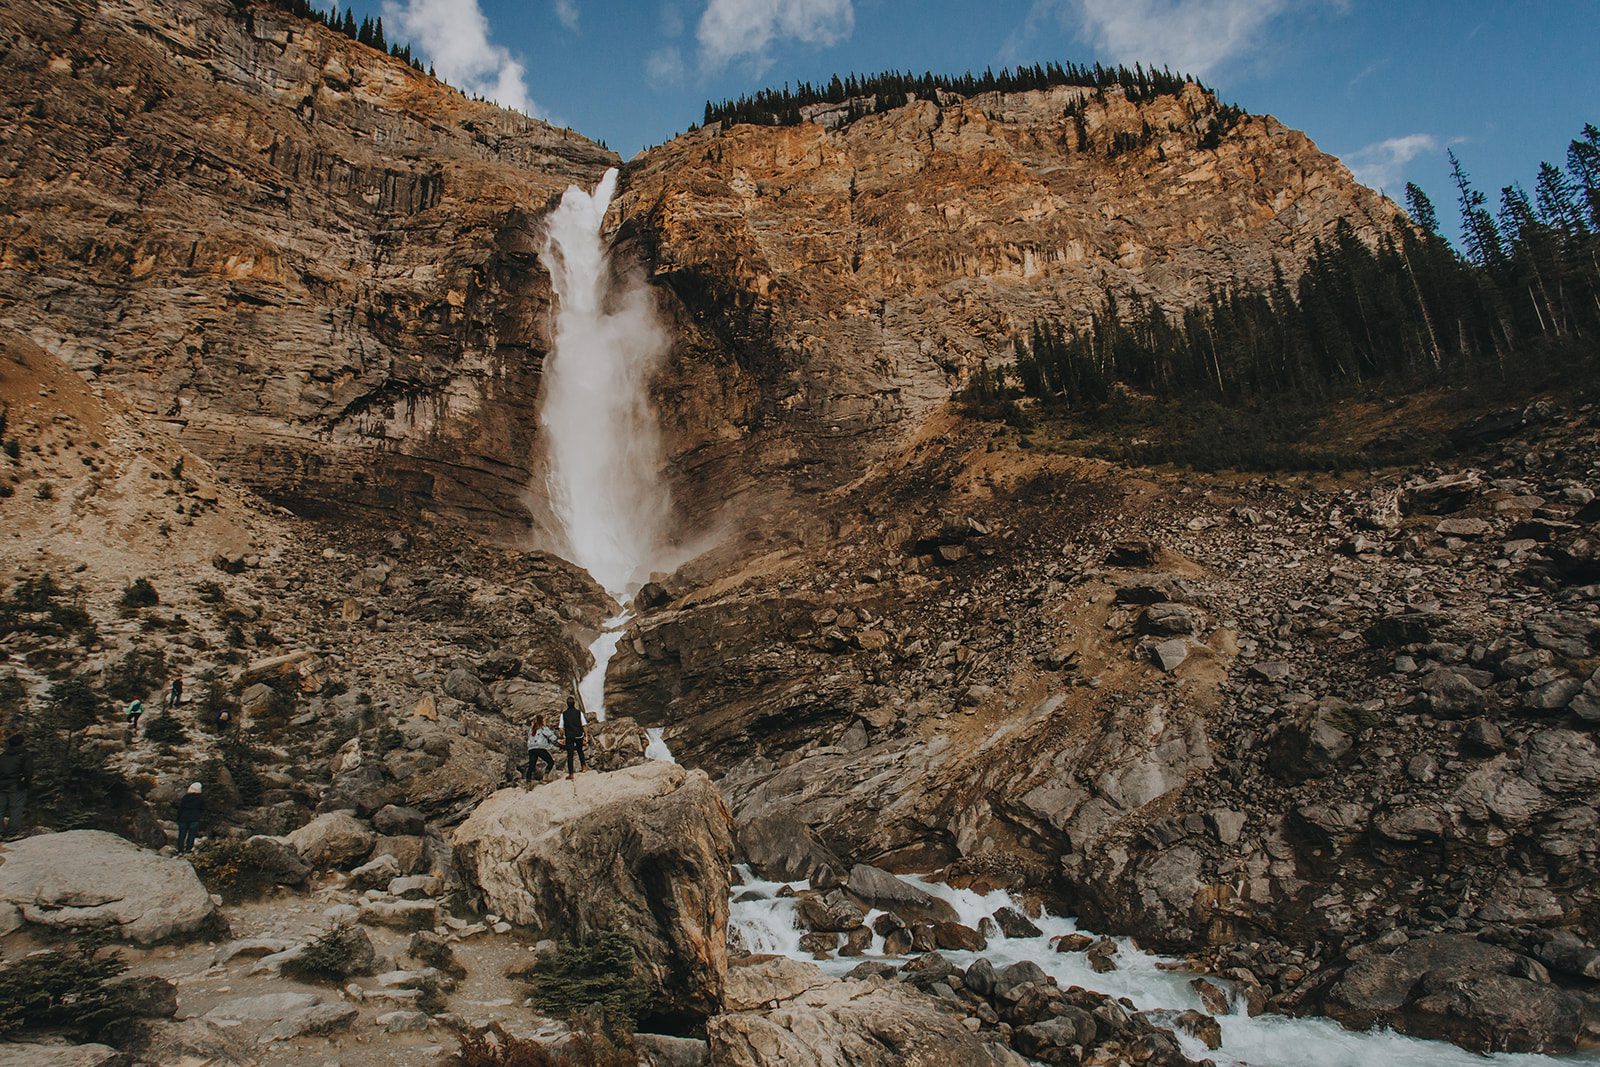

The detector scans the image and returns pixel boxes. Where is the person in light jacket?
[525,717,558,784]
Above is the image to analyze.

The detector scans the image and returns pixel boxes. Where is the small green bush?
[0,939,137,1040]
[221,738,264,808]
[142,710,187,746]
[103,646,166,703]
[525,931,649,1027]
[188,837,298,901]
[283,924,373,984]
[119,578,159,610]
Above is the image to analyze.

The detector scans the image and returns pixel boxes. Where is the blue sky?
[366,0,1599,241]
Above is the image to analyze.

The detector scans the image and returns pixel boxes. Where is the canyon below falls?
[2,0,1600,1065]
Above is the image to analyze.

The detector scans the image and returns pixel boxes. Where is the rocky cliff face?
[620,82,1400,516]
[0,0,614,532]
[0,0,1399,541]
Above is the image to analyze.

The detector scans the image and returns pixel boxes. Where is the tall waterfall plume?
[536,167,674,602]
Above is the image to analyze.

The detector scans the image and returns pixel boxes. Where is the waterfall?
[537,167,673,735]
[538,167,674,601]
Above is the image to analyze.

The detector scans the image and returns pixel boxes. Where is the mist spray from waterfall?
[538,168,673,602]
[536,167,674,732]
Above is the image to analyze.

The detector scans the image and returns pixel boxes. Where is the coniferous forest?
[703,62,1199,129]
[984,125,1600,464]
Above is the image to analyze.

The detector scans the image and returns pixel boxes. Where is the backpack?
[0,749,29,788]
[562,706,585,738]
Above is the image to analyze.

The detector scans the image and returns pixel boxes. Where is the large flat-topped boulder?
[453,762,734,1024]
[709,957,1025,1067]
[0,830,219,944]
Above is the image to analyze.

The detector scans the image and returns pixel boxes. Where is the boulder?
[735,811,842,883]
[124,1019,251,1066]
[262,1003,358,1042]
[586,716,653,772]
[635,1033,708,1067]
[0,1045,128,1066]
[0,830,219,944]
[358,899,437,931]
[991,906,1042,939]
[372,804,427,836]
[843,864,959,926]
[1325,933,1589,1052]
[286,811,376,869]
[348,853,402,891]
[453,762,734,1024]
[1521,730,1600,794]
[1113,574,1191,605]
[796,889,867,933]
[708,958,1025,1067]
[1402,472,1480,515]
[1421,669,1487,718]
[1136,603,1203,637]
[1270,705,1355,779]
[933,921,986,951]
[1149,638,1189,672]
[441,667,486,705]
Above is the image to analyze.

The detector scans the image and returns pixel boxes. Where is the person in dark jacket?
[175,782,204,853]
[0,734,32,838]
[561,696,588,780]
[166,675,184,708]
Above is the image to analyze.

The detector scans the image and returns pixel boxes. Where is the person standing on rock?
[166,674,184,708]
[175,782,204,853]
[525,717,557,784]
[561,696,588,781]
[0,733,33,838]
[125,697,144,740]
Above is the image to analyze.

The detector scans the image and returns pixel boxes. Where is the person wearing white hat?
[176,782,204,853]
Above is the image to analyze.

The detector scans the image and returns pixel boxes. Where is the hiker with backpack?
[125,697,144,741]
[561,696,588,780]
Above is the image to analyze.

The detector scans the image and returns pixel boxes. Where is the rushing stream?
[730,867,1597,1067]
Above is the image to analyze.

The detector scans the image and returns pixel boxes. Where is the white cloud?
[1026,0,1305,80]
[696,0,854,69]
[1342,134,1440,192]
[554,0,579,32]
[383,0,542,118]
[646,46,686,87]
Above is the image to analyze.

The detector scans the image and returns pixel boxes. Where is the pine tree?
[1405,183,1440,235]
[373,16,386,51]
[1450,150,1504,270]
[1568,125,1600,230]
[1535,161,1587,238]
